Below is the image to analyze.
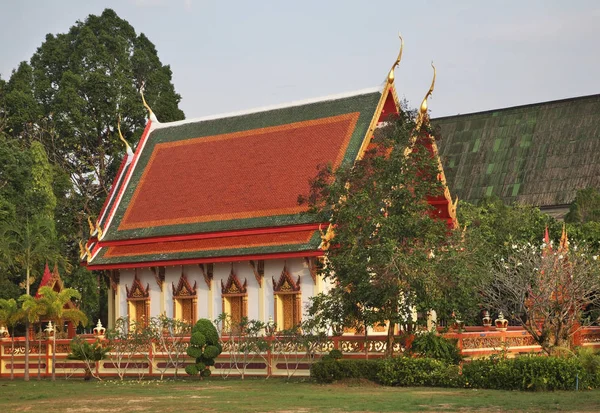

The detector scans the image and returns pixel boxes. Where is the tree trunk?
[37,325,42,380]
[386,321,396,357]
[24,266,30,382]
[51,331,56,381]
[10,334,15,380]
[364,322,369,360]
[24,321,30,381]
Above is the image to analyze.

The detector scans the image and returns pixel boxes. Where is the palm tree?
[3,216,61,381]
[36,286,87,381]
[0,298,24,380]
[19,294,45,380]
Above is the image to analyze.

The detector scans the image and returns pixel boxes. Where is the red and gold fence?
[1,327,599,379]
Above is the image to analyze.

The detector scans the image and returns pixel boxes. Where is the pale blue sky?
[1,0,599,118]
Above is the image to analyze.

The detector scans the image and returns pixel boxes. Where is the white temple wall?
[118,269,134,319]
[113,257,319,325]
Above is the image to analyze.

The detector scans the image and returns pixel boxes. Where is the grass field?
[1,378,599,412]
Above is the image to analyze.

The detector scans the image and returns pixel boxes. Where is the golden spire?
[140,81,158,122]
[117,114,134,157]
[387,33,404,84]
[416,62,436,130]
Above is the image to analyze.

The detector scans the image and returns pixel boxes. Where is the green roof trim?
[91,231,322,266]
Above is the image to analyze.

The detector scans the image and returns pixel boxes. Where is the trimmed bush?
[311,353,599,391]
[462,355,588,391]
[377,357,462,387]
[185,318,222,379]
[310,359,381,384]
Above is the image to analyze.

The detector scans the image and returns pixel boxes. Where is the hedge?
[310,353,600,391]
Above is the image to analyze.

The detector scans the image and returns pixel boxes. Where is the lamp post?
[45,321,56,381]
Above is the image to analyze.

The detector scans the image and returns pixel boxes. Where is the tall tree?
[3,8,185,324]
[565,188,600,224]
[480,237,600,354]
[303,107,473,354]
[24,8,184,212]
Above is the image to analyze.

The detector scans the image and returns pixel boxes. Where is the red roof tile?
[119,113,359,230]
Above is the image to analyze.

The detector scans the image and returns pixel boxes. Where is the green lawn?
[1,378,599,412]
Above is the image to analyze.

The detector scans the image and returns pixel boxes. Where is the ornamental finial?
[117,115,134,157]
[416,62,436,130]
[387,33,404,84]
[140,81,158,122]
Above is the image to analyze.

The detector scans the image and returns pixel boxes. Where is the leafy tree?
[302,105,472,355]
[67,336,110,380]
[2,8,185,324]
[19,8,184,212]
[36,285,87,381]
[480,240,600,354]
[565,188,600,224]
[147,314,191,379]
[0,298,24,380]
[458,197,559,261]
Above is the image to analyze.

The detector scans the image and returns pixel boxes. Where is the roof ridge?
[153,86,382,130]
[432,93,600,121]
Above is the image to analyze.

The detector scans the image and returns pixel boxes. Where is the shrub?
[185,319,222,379]
[409,332,462,365]
[377,357,462,387]
[576,348,600,388]
[311,358,381,384]
[462,355,586,391]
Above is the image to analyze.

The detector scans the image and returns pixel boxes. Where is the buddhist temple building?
[35,263,77,337]
[82,41,457,331]
[434,94,600,219]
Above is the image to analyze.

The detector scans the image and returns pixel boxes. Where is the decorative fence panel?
[1,327,599,379]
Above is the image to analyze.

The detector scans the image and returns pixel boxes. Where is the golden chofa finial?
[387,33,404,84]
[416,62,436,130]
[140,81,158,122]
[117,114,134,157]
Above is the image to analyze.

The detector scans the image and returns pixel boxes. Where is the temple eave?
[86,249,323,270]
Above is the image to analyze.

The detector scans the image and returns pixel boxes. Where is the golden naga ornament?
[78,240,86,259]
[87,216,95,235]
[416,62,436,131]
[95,220,104,240]
[117,114,134,157]
[387,33,404,84]
[140,81,158,122]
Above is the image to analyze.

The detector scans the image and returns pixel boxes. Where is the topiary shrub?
[185,318,222,379]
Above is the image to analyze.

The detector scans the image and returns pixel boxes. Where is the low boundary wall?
[1,327,599,379]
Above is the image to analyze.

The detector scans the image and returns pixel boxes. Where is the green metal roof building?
[433,94,600,218]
